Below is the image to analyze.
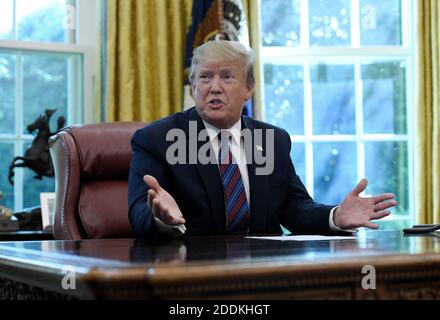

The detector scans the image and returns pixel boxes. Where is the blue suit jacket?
[128,107,334,237]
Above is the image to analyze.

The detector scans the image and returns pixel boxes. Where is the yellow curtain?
[417,0,440,224]
[106,0,193,122]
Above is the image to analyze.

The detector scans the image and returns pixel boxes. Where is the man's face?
[192,61,254,129]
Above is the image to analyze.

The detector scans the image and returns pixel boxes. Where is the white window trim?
[0,0,98,210]
[261,46,412,58]
[0,40,93,124]
[76,0,98,124]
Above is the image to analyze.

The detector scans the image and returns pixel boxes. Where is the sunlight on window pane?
[311,63,355,134]
[290,143,305,184]
[365,141,408,216]
[362,61,407,134]
[0,0,13,39]
[360,0,402,46]
[22,54,69,135]
[0,53,15,134]
[263,64,304,134]
[313,142,357,204]
[16,0,67,43]
[309,0,351,46]
[261,0,301,47]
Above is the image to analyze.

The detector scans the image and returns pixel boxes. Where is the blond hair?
[189,40,255,87]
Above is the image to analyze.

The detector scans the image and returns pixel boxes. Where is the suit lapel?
[188,109,226,233]
[186,109,269,234]
[242,116,269,233]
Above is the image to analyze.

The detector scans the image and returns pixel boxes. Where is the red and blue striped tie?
[218,131,250,234]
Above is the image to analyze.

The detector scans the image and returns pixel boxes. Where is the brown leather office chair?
[49,122,145,240]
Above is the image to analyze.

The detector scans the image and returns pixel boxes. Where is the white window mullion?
[0,40,90,54]
[302,0,312,195]
[67,56,74,123]
[13,51,23,211]
[12,0,16,40]
[351,0,360,47]
[305,134,409,142]
[303,60,314,196]
[82,49,92,123]
[401,0,409,48]
[300,0,309,48]
[261,46,410,59]
[68,55,81,123]
[260,57,267,121]
[67,0,77,44]
[406,57,415,221]
[406,1,416,222]
[355,58,366,194]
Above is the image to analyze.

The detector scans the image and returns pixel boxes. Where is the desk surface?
[0,230,440,299]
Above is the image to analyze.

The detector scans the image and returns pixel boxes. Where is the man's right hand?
[143,175,186,226]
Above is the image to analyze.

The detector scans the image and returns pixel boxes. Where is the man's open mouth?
[209,99,224,107]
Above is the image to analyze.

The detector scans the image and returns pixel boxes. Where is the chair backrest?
[49,122,145,240]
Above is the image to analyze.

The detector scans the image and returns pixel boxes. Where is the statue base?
[0,217,20,232]
[13,206,43,230]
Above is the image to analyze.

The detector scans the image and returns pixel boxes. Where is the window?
[260,0,414,229]
[0,0,92,211]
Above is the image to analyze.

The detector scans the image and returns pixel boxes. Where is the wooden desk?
[0,230,440,299]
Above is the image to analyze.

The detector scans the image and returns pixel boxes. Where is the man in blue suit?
[128,40,397,238]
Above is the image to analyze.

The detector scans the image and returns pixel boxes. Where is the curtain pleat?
[416,0,440,223]
[106,0,193,122]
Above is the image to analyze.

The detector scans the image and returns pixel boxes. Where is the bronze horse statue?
[8,109,65,185]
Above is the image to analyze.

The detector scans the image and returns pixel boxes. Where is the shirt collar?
[202,118,242,145]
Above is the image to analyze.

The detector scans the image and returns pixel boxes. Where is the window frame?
[258,0,416,226]
[0,0,95,211]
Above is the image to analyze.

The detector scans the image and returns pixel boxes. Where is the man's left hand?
[333,178,398,230]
